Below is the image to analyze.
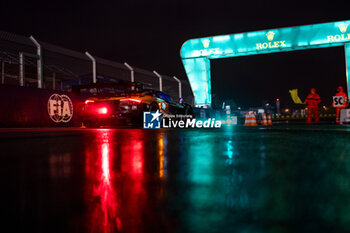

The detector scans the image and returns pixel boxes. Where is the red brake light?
[85,100,94,104]
[98,107,108,114]
[120,98,141,104]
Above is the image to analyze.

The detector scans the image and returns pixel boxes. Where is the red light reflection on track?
[119,131,147,233]
[85,129,121,233]
[84,130,150,233]
[99,141,114,230]
[131,141,143,177]
[101,143,111,185]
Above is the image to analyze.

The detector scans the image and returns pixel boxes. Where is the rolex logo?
[338,23,349,33]
[202,39,210,48]
[257,31,285,50]
[266,31,275,41]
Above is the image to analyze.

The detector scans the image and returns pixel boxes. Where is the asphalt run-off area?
[1,125,350,233]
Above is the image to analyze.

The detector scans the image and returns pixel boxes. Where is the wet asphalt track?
[1,125,350,233]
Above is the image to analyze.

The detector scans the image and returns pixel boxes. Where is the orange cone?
[245,111,258,126]
[250,112,258,126]
[244,112,251,126]
[268,114,272,125]
[262,113,268,126]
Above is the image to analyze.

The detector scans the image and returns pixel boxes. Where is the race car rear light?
[98,107,108,114]
[120,98,141,104]
[85,100,95,104]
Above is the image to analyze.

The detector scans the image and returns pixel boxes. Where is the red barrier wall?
[0,85,83,127]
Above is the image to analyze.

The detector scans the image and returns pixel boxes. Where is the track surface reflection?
[1,126,350,233]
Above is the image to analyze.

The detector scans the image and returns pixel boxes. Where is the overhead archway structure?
[180,20,350,107]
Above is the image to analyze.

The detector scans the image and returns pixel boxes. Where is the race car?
[73,82,193,127]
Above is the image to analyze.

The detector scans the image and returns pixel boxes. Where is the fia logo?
[48,94,73,123]
[202,39,210,48]
[338,23,348,33]
[143,110,162,129]
[266,31,275,41]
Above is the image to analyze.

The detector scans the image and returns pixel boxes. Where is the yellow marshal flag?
[289,89,304,104]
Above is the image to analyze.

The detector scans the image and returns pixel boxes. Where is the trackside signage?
[48,94,74,123]
[143,110,222,129]
[180,20,350,106]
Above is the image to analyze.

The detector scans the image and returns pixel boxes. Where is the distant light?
[231,116,238,125]
[266,103,270,106]
[276,99,280,102]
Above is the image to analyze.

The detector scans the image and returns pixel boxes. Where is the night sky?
[1,0,349,107]
[211,47,347,108]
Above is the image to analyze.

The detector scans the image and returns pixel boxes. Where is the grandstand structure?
[0,31,194,104]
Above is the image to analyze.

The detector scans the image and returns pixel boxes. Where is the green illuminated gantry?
[180,20,350,106]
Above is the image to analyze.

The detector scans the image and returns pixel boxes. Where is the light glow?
[85,99,94,104]
[120,98,141,103]
[181,20,350,105]
[98,107,108,114]
[84,129,121,233]
[101,143,110,185]
[132,142,143,176]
